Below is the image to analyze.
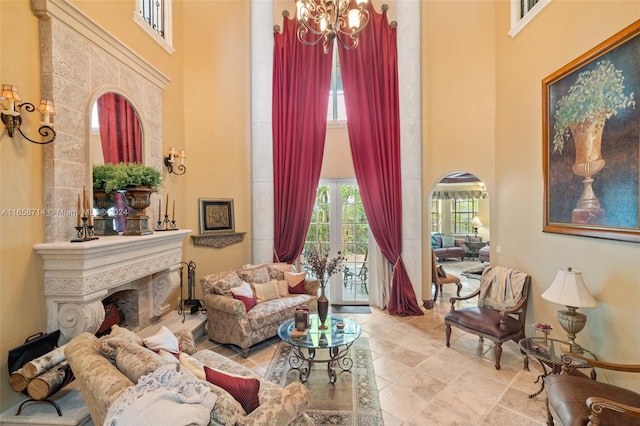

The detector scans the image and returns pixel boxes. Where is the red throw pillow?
[288,280,306,294]
[204,366,260,414]
[233,294,257,312]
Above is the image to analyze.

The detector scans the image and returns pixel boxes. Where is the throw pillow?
[114,341,171,383]
[173,329,197,355]
[276,279,290,297]
[251,280,280,303]
[285,270,306,285]
[204,366,261,414]
[233,294,257,312]
[288,280,307,294]
[268,263,295,280]
[143,325,180,354]
[442,236,456,248]
[437,265,447,278]
[431,235,439,248]
[237,265,271,284]
[98,325,144,359]
[230,280,254,298]
[211,272,244,296]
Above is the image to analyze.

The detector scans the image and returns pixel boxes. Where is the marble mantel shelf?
[191,232,245,248]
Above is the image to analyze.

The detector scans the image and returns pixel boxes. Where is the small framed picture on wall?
[199,198,234,234]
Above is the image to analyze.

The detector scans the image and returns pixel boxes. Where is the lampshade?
[542,267,598,308]
[471,216,483,228]
[37,99,56,115]
[0,84,20,102]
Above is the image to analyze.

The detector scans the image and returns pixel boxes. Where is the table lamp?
[541,267,598,354]
[471,216,483,238]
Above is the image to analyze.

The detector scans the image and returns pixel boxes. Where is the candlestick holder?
[71,217,99,242]
[155,214,178,231]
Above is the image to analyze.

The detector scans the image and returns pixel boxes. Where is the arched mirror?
[90,92,144,234]
[90,92,143,165]
[429,171,490,281]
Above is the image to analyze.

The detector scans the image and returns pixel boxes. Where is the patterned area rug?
[265,337,383,425]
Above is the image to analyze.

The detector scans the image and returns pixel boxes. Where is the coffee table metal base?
[288,343,355,384]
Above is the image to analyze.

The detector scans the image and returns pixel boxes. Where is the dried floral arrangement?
[304,246,345,288]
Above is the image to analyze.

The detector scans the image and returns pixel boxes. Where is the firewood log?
[23,344,66,379]
[26,361,70,400]
[8,368,30,393]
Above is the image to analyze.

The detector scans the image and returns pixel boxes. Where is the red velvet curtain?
[338,3,423,316]
[96,93,142,232]
[272,16,333,263]
[97,93,142,163]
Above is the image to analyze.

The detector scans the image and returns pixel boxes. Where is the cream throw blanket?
[478,266,527,311]
[104,363,217,426]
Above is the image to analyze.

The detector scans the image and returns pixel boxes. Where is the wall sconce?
[0,84,56,144]
[164,147,186,175]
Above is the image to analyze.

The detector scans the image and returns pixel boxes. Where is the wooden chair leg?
[433,283,439,301]
[455,282,462,296]
[445,324,452,347]
[494,343,503,370]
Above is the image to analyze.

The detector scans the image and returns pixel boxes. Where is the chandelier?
[296,0,370,54]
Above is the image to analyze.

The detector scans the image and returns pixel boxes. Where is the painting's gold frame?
[543,20,640,243]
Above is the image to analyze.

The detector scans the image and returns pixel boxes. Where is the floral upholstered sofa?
[65,326,312,425]
[200,263,319,357]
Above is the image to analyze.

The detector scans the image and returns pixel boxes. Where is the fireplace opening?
[97,288,141,335]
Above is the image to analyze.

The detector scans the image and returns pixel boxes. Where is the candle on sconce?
[165,194,169,217]
[172,200,175,221]
[158,199,162,222]
[77,194,81,227]
[82,185,88,214]
[88,212,93,227]
[180,150,186,165]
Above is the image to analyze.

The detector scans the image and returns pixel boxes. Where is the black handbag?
[7,330,61,375]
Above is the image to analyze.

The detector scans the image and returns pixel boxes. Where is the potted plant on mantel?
[552,59,635,224]
[92,163,162,235]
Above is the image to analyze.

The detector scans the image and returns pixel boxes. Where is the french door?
[305,180,370,305]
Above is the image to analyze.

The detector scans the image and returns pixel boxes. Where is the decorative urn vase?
[123,186,155,235]
[92,190,118,235]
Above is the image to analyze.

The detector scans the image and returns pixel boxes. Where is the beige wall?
[0,0,47,409]
[492,2,640,391]
[180,0,253,277]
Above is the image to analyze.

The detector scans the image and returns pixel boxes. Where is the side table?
[519,337,597,398]
[463,241,486,260]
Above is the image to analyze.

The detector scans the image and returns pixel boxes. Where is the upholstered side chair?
[544,353,640,426]
[431,248,462,301]
[444,265,531,370]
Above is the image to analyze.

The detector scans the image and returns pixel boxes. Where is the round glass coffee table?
[277,314,361,384]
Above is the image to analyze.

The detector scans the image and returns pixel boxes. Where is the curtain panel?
[97,93,142,164]
[272,16,333,263]
[338,2,423,316]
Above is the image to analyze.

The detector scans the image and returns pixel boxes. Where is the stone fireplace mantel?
[34,230,191,339]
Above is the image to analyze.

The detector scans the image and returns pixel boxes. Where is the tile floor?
[195,278,550,425]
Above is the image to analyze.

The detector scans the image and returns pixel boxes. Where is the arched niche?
[429,171,490,243]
